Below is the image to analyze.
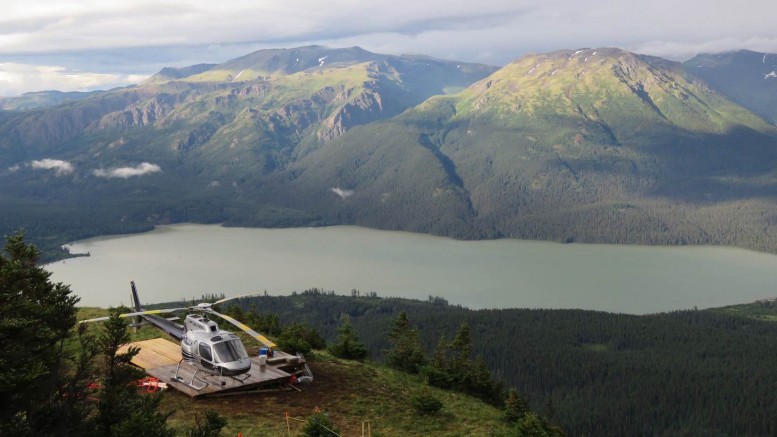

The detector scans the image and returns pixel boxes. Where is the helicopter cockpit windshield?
[213,339,249,362]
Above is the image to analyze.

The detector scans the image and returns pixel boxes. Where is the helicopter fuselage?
[181,314,252,376]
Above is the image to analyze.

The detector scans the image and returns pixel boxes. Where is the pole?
[286,411,290,435]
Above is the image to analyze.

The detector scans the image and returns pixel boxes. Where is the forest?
[178,290,777,437]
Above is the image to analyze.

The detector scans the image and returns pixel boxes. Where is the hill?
[76,307,522,437]
[162,353,513,436]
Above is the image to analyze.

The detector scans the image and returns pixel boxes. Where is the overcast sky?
[1,0,777,96]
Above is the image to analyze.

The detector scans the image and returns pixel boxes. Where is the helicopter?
[81,281,278,389]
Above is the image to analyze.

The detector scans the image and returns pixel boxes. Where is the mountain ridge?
[1,45,776,256]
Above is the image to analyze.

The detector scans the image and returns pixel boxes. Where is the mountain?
[0,89,102,110]
[1,46,777,255]
[685,49,777,124]
[0,45,495,163]
[273,48,777,247]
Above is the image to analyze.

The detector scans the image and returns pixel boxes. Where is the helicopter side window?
[199,343,214,362]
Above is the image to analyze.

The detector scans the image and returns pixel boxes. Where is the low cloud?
[2,1,777,95]
[331,187,354,199]
[30,158,74,175]
[0,62,148,96]
[632,36,777,61]
[93,162,161,179]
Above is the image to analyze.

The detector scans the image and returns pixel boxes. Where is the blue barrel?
[259,347,269,356]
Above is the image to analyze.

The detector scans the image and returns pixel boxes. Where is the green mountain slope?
[686,49,777,124]
[277,48,777,249]
[0,46,494,163]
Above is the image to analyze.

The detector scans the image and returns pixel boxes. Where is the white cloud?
[632,37,777,61]
[331,187,354,199]
[0,62,147,96]
[8,164,20,172]
[0,0,776,94]
[30,158,74,175]
[93,162,161,179]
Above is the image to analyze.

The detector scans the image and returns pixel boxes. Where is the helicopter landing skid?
[171,359,208,391]
[231,372,251,384]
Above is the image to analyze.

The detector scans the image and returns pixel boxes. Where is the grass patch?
[158,353,510,436]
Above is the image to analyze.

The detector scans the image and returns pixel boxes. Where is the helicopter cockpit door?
[198,342,216,370]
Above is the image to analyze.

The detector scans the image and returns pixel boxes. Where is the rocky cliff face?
[318,88,385,142]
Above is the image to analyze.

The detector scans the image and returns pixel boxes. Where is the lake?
[46,224,777,314]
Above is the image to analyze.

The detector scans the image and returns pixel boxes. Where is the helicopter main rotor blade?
[211,293,265,308]
[80,308,189,323]
[208,309,276,348]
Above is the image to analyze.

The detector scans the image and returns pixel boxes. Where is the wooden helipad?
[120,338,307,398]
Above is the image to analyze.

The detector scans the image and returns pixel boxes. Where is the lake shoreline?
[47,223,777,314]
[49,220,777,265]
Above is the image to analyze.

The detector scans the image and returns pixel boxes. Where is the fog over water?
[47,224,777,314]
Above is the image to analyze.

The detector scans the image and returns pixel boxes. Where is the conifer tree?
[0,231,79,435]
[95,308,173,437]
[423,322,502,403]
[328,315,367,360]
[386,311,427,373]
[504,388,530,424]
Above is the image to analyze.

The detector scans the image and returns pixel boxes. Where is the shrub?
[411,389,444,415]
[301,412,339,437]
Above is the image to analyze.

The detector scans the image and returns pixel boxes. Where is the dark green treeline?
[205,291,777,437]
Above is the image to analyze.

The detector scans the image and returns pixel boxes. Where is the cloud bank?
[30,158,74,175]
[0,62,147,97]
[0,0,776,95]
[92,162,161,179]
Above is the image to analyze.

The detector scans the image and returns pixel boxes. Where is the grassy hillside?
[76,308,515,436]
[163,354,512,436]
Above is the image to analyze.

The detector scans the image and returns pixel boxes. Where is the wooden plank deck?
[120,338,305,398]
[119,338,181,369]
